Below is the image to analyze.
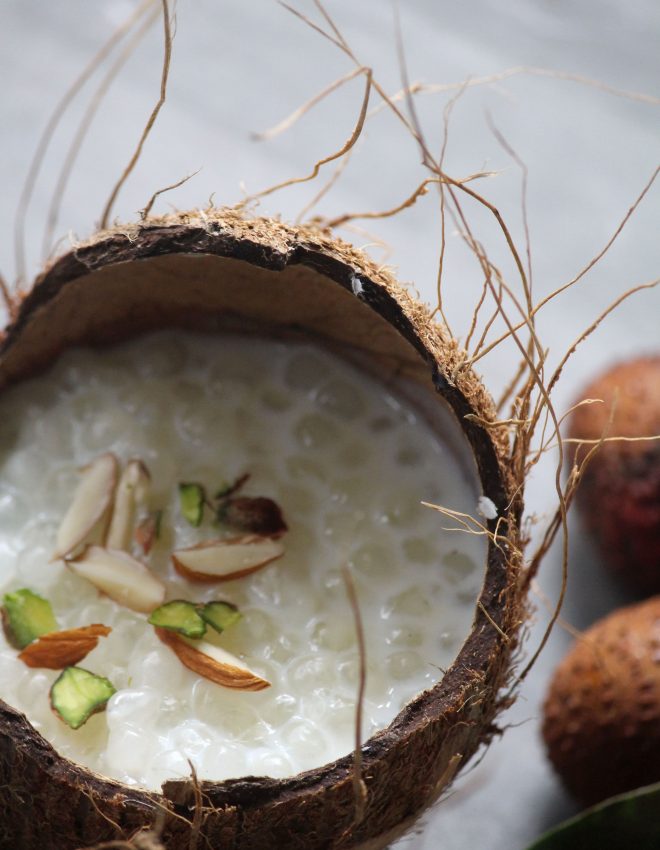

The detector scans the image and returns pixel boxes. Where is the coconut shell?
[542,596,660,805]
[0,211,525,849]
[569,356,660,593]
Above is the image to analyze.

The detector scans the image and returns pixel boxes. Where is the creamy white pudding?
[0,331,485,790]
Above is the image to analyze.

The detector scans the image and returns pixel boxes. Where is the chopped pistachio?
[50,666,116,729]
[200,601,242,634]
[179,483,205,527]
[148,600,206,638]
[2,589,58,649]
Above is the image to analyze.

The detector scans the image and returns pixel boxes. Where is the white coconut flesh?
[0,331,485,791]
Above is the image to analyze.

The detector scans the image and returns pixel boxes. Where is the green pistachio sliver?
[148,600,207,638]
[2,589,58,649]
[50,666,116,730]
[178,483,205,527]
[199,601,242,634]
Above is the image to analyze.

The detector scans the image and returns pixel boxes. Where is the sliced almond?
[135,511,161,555]
[67,546,166,613]
[53,453,119,560]
[18,624,111,669]
[106,459,150,551]
[155,627,270,691]
[172,536,284,582]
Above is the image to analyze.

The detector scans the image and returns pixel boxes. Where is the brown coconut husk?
[0,210,525,850]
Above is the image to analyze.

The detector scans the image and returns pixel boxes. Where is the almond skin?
[542,596,660,805]
[569,356,660,593]
[172,536,284,582]
[154,627,270,691]
[18,624,111,669]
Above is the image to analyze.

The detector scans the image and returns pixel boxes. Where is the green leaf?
[148,600,207,638]
[50,666,116,729]
[178,483,205,527]
[2,589,58,649]
[526,782,660,850]
[199,600,242,634]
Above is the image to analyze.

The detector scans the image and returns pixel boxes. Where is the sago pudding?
[0,330,485,791]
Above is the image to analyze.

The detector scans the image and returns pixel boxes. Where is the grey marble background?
[1,2,659,848]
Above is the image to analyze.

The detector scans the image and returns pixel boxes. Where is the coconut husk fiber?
[0,210,525,850]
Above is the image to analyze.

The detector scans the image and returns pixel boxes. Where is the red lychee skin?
[569,356,660,593]
[542,597,660,806]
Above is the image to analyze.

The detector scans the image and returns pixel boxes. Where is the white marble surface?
[0,2,658,848]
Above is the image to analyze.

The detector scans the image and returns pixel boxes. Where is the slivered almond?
[172,536,284,583]
[53,453,119,560]
[67,546,165,613]
[18,624,111,669]
[106,459,150,551]
[135,512,160,555]
[155,628,270,691]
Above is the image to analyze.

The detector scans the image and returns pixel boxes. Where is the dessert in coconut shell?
[0,211,525,849]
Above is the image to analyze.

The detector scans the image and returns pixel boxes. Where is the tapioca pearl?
[281,718,328,765]
[285,454,327,482]
[175,404,213,445]
[337,656,388,702]
[259,384,292,412]
[384,587,433,619]
[247,747,294,779]
[374,491,422,528]
[387,650,424,680]
[255,692,297,726]
[284,350,327,393]
[106,688,160,731]
[288,654,338,690]
[15,540,54,586]
[48,571,99,610]
[16,669,57,707]
[1,449,49,489]
[336,440,370,468]
[349,541,397,580]
[198,742,245,781]
[146,747,192,786]
[294,414,339,450]
[441,550,478,584]
[319,567,350,601]
[128,645,187,692]
[169,719,214,755]
[310,618,356,653]
[395,443,424,467]
[402,536,438,564]
[315,378,366,420]
[263,632,302,665]
[74,600,117,628]
[216,701,268,741]
[246,566,284,607]
[193,678,236,727]
[115,382,167,425]
[322,509,367,540]
[299,687,353,723]
[385,626,423,648]
[329,476,373,506]
[77,411,138,454]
